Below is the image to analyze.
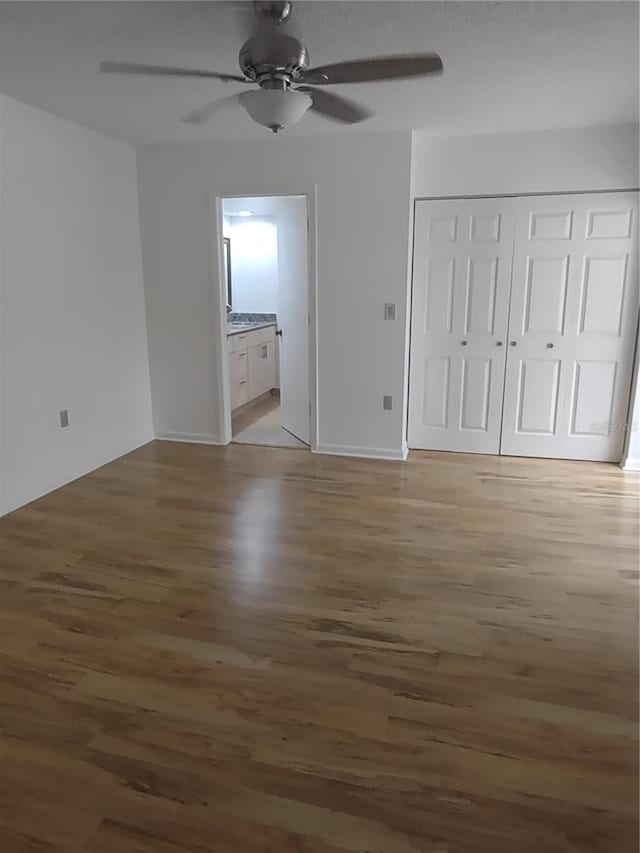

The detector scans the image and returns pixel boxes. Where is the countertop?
[227,321,277,337]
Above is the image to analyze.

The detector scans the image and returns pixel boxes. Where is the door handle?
[275,329,283,337]
[509,341,517,347]
[461,340,468,346]
[496,341,503,347]
[546,342,554,348]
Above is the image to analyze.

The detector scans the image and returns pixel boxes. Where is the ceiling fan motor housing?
[239,34,310,88]
[253,1,292,24]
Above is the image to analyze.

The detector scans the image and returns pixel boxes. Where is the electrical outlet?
[59,410,69,428]
[384,303,396,321]
[383,395,393,411]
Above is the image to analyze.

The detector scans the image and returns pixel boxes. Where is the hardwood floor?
[1,441,638,853]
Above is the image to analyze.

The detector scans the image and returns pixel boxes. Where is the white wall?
[625,395,640,469]
[137,124,636,459]
[624,355,640,470]
[137,132,413,456]
[411,124,639,198]
[411,123,640,467]
[224,215,279,314]
[0,95,153,515]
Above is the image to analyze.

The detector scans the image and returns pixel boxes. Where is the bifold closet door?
[408,198,515,453]
[500,192,639,462]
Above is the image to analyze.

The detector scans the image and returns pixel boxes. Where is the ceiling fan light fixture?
[238,88,312,133]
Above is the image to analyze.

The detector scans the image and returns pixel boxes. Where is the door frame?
[209,187,318,449]
[407,188,640,462]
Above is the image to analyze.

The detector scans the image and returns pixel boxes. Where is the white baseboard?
[155,431,228,446]
[622,457,640,472]
[314,443,408,462]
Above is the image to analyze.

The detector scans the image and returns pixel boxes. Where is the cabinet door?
[264,341,276,391]
[501,192,639,461]
[230,379,248,410]
[408,197,515,453]
[230,350,248,381]
[248,341,275,400]
[229,350,248,410]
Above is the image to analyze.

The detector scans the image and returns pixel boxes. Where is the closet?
[408,192,639,461]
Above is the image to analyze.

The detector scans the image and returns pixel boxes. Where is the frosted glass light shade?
[239,89,312,132]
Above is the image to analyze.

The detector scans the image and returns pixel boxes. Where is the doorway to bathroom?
[219,193,315,450]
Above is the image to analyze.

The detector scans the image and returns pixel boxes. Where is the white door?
[501,192,639,461]
[408,197,516,453]
[275,196,310,445]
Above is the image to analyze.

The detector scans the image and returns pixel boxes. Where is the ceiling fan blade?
[301,53,443,85]
[100,61,249,83]
[181,94,242,124]
[296,87,371,124]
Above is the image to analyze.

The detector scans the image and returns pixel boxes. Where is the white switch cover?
[384,303,396,320]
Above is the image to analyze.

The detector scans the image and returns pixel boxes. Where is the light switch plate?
[60,410,69,428]
[383,395,393,411]
[384,303,396,321]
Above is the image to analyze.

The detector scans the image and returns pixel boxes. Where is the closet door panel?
[408,198,515,453]
[501,192,638,461]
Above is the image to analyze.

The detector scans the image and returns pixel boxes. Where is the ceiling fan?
[100,0,443,133]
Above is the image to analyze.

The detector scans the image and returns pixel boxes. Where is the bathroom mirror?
[223,237,232,308]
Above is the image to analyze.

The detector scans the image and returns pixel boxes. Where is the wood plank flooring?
[1,441,638,853]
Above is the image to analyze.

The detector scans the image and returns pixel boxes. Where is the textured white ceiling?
[0,1,637,145]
